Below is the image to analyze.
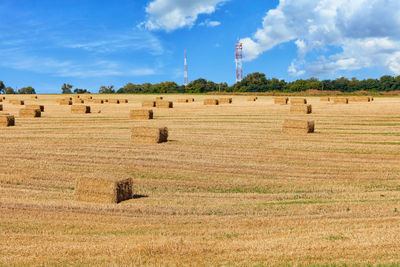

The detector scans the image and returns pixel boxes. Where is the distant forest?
[2,72,400,94]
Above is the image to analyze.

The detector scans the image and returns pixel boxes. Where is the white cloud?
[143,0,228,31]
[241,0,400,76]
[199,20,221,27]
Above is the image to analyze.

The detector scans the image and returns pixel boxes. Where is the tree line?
[2,73,400,94]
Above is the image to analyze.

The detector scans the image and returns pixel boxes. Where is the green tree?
[61,83,73,94]
[0,81,5,94]
[18,86,36,94]
[99,85,115,94]
[4,87,15,94]
[74,88,89,94]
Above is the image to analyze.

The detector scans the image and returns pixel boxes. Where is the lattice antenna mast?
[184,50,188,86]
[235,42,243,83]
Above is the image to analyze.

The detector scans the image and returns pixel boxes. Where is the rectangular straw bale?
[0,114,15,127]
[0,98,2,102]
[92,99,104,104]
[59,99,72,105]
[156,96,163,100]
[219,98,232,104]
[333,97,348,104]
[19,108,41,118]
[0,104,2,111]
[291,98,307,104]
[142,101,156,107]
[204,99,219,105]
[109,99,120,104]
[30,95,37,99]
[290,104,312,114]
[320,97,330,101]
[71,105,91,114]
[83,96,93,100]
[25,105,44,112]
[248,96,258,101]
[9,100,24,105]
[370,96,374,101]
[282,119,314,134]
[129,109,153,120]
[156,101,173,108]
[178,99,189,103]
[187,98,195,102]
[119,99,128,103]
[75,177,133,204]
[349,96,370,102]
[274,97,288,105]
[131,126,168,144]
[73,99,85,104]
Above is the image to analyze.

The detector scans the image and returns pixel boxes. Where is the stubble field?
[1,95,400,266]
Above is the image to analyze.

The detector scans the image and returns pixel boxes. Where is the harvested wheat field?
[1,94,400,266]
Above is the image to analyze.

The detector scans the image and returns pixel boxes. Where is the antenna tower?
[235,42,243,82]
[184,50,188,86]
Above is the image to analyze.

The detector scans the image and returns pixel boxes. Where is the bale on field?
[156,96,163,100]
[119,99,128,103]
[219,98,232,104]
[0,104,2,111]
[142,101,156,108]
[75,177,133,204]
[333,97,348,104]
[204,99,219,105]
[73,99,85,104]
[92,99,104,104]
[109,99,120,104]
[25,105,44,112]
[19,108,41,118]
[248,96,258,101]
[291,98,307,104]
[178,99,189,103]
[31,95,37,99]
[83,96,93,100]
[0,114,15,127]
[349,96,371,102]
[156,101,173,108]
[274,97,288,105]
[0,98,2,102]
[59,99,72,105]
[129,109,153,120]
[290,104,312,114]
[282,119,314,134]
[320,97,330,102]
[9,100,24,105]
[131,126,168,144]
[370,96,374,101]
[187,98,195,102]
[71,105,91,114]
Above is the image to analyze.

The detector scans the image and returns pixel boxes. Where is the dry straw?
[219,98,232,104]
[119,99,128,103]
[291,98,307,104]
[9,100,24,105]
[290,104,312,114]
[109,99,120,104]
[30,95,37,99]
[248,96,258,101]
[59,99,72,105]
[73,99,85,104]
[19,108,41,118]
[204,99,219,105]
[320,97,330,102]
[142,101,156,108]
[349,96,371,102]
[274,97,288,105]
[178,99,189,103]
[187,98,195,102]
[156,101,173,108]
[333,97,349,104]
[129,109,153,120]
[71,105,91,114]
[25,105,44,112]
[0,104,2,111]
[156,96,163,100]
[75,177,133,204]
[282,119,315,134]
[92,99,104,104]
[0,114,15,127]
[131,126,168,144]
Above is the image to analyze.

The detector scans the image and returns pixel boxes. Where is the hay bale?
[274,97,288,105]
[0,98,2,102]
[291,98,307,104]
[219,98,232,104]
[248,96,258,102]
[178,99,189,103]
[59,99,72,105]
[71,105,91,114]
[333,97,348,104]
[83,96,93,100]
[370,96,374,101]
[290,104,312,114]
[131,126,168,144]
[320,97,330,102]
[0,104,2,111]
[142,101,156,108]
[0,114,15,127]
[73,99,85,104]
[282,119,314,134]
[92,99,104,104]
[119,99,128,103]
[75,177,133,204]
[204,99,219,105]
[156,101,173,108]
[30,95,37,99]
[187,98,195,102]
[19,108,41,118]
[349,96,370,102]
[109,99,120,104]
[25,105,44,112]
[129,109,153,120]
[9,100,24,105]
[156,96,163,100]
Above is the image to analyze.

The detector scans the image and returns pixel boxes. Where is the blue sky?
[1,0,399,93]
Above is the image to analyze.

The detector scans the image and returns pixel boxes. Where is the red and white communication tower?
[184,50,188,86]
[235,41,243,82]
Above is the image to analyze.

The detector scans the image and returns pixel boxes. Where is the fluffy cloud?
[143,0,228,31]
[241,0,400,76]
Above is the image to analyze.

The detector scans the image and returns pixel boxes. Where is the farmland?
[1,95,400,266]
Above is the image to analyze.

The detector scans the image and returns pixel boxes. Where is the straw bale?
[282,119,314,134]
[291,98,307,104]
[59,99,72,105]
[274,97,288,105]
[333,98,348,104]
[31,95,37,99]
[0,114,15,127]
[19,108,41,118]
[178,99,189,103]
[320,97,330,102]
[119,99,128,103]
[219,98,232,104]
[248,97,258,101]
[156,101,173,108]
[204,99,219,105]
[71,105,91,114]
[0,104,2,111]
[187,98,195,102]
[9,100,24,105]
[83,96,93,100]
[156,96,163,100]
[75,177,133,204]
[109,99,120,104]
[131,127,168,144]
[290,104,312,114]
[25,105,44,112]
[0,98,2,102]
[129,109,153,120]
[349,96,370,102]
[92,99,104,104]
[142,101,156,108]
[370,96,374,101]
[73,99,85,104]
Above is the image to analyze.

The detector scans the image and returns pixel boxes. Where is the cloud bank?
[241,0,400,76]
